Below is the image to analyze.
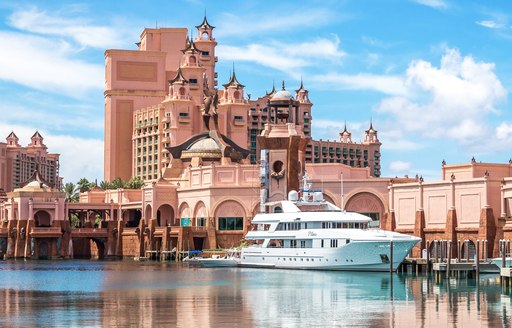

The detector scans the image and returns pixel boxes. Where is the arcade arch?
[34,210,51,227]
[157,204,174,227]
[345,192,385,228]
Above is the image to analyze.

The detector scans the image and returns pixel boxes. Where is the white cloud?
[0,31,103,97]
[0,123,103,184]
[376,48,506,145]
[216,9,338,38]
[389,161,412,172]
[496,122,512,140]
[476,20,505,29]
[313,73,407,96]
[413,0,448,9]
[217,35,345,74]
[8,6,128,49]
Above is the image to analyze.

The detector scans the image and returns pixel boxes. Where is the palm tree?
[125,176,145,189]
[77,178,91,193]
[110,177,125,189]
[64,182,79,202]
[99,180,111,190]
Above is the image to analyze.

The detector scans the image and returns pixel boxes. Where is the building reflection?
[0,268,511,327]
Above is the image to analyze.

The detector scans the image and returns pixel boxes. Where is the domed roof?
[188,138,220,151]
[270,81,293,103]
[181,137,222,159]
[271,89,293,101]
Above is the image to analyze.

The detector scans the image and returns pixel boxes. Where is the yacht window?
[300,240,306,248]
[321,240,324,248]
[290,240,297,248]
[342,223,348,228]
[330,239,338,248]
[336,222,342,229]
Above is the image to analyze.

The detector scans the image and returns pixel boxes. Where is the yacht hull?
[240,239,419,271]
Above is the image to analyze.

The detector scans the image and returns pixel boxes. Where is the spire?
[281,80,286,91]
[195,12,215,30]
[295,77,306,93]
[340,121,352,143]
[222,63,244,88]
[31,130,43,139]
[169,68,189,84]
[366,118,376,133]
[181,35,201,54]
[266,81,276,96]
[7,131,18,140]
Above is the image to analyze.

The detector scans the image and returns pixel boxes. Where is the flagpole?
[341,172,344,211]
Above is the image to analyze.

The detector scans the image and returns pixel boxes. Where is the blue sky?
[1,0,512,183]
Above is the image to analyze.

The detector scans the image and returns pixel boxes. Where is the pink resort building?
[386,159,512,258]
[0,131,61,193]
[3,15,510,260]
[0,16,393,260]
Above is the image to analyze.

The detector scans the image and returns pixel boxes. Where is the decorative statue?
[201,75,219,131]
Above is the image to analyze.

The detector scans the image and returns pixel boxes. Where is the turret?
[364,120,379,144]
[6,131,20,148]
[29,131,46,148]
[221,66,245,104]
[195,14,217,95]
[295,78,310,104]
[168,68,191,100]
[340,123,352,143]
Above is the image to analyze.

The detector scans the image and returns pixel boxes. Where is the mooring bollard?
[426,240,430,274]
[475,240,480,278]
[446,241,452,278]
[434,240,439,263]
[390,240,394,274]
[457,240,461,262]
[465,240,470,263]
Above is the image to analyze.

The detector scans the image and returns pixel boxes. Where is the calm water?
[0,261,510,327]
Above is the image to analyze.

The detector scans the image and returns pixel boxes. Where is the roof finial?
[282,80,285,91]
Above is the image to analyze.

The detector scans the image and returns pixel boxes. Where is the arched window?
[202,32,209,40]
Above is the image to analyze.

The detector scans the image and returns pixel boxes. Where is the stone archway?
[157,204,174,227]
[179,203,191,227]
[193,202,208,227]
[345,192,385,228]
[34,210,51,227]
[214,200,245,231]
[124,209,142,228]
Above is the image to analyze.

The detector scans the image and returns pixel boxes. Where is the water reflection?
[0,261,510,327]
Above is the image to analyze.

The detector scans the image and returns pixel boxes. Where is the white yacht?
[240,175,421,271]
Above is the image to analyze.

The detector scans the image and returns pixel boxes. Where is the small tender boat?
[184,249,241,267]
[489,257,512,269]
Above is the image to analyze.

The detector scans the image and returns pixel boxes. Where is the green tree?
[124,176,145,189]
[110,177,125,189]
[63,182,79,202]
[77,178,91,193]
[99,180,111,190]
